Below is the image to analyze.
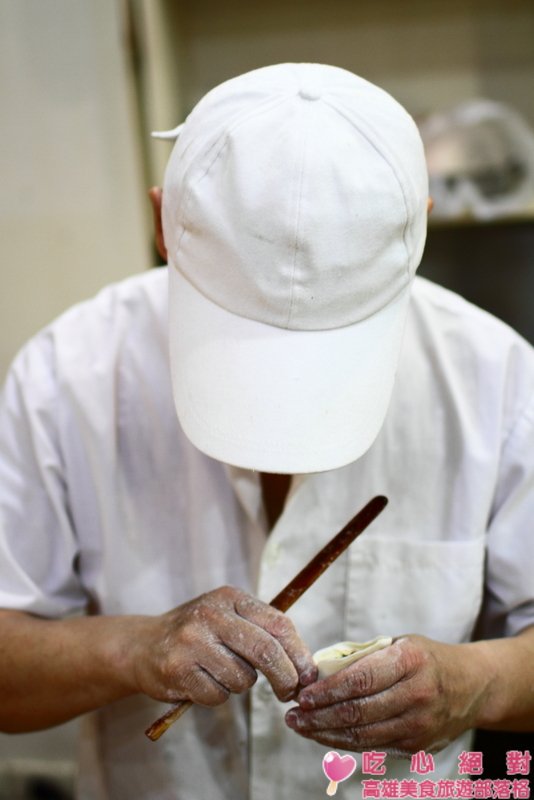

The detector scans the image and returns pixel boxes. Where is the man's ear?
[148,187,168,262]
[427,196,434,215]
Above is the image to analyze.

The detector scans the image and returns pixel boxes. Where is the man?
[0,64,533,799]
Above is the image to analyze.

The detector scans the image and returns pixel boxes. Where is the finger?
[234,595,317,686]
[289,713,415,751]
[173,665,230,707]
[221,615,300,701]
[297,642,406,709]
[199,644,258,694]
[286,685,409,732]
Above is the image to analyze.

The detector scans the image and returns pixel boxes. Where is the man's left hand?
[285,635,490,756]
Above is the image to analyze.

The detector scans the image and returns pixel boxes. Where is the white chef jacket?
[0,269,533,800]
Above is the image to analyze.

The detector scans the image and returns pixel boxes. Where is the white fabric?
[0,269,533,800]
[163,63,429,472]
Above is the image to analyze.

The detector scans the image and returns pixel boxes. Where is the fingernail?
[298,692,314,709]
[285,710,298,728]
[281,692,295,703]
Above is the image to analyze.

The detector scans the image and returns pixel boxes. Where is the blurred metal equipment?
[420,100,534,221]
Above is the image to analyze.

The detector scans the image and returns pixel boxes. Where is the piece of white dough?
[313,636,393,679]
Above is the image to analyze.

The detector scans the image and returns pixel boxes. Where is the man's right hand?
[0,589,316,733]
[129,586,317,706]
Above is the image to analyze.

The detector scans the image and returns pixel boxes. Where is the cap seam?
[174,93,292,262]
[324,96,412,282]
[286,106,309,328]
[170,261,411,332]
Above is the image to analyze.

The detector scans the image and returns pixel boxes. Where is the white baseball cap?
[161,63,428,473]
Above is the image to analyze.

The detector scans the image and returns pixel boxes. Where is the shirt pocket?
[344,536,486,644]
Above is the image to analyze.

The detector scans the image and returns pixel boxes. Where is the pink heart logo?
[322,751,357,783]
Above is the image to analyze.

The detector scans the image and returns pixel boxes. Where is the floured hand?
[285,634,490,755]
[129,586,317,706]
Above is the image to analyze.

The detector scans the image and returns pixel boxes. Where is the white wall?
[0,0,152,785]
[0,0,151,379]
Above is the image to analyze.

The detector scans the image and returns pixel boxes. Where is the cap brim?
[169,266,410,473]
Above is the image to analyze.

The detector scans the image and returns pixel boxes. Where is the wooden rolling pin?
[145,494,388,741]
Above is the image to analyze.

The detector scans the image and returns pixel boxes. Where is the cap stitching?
[286,108,310,328]
[324,96,412,281]
[181,393,367,453]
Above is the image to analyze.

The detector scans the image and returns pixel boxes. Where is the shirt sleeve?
[478,386,534,639]
[0,331,88,617]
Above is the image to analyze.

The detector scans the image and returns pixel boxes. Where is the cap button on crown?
[298,87,321,101]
